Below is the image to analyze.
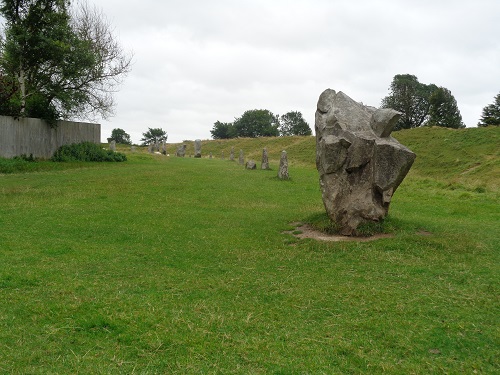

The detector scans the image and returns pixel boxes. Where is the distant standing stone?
[239,149,244,165]
[148,143,154,153]
[209,152,213,159]
[109,140,116,152]
[194,139,202,158]
[278,150,289,180]
[131,145,136,152]
[176,144,187,157]
[221,151,225,160]
[230,147,235,161]
[246,160,257,169]
[261,148,269,170]
[161,142,167,155]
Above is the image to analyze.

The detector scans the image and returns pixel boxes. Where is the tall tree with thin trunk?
[0,0,132,125]
[381,74,437,130]
[427,87,465,128]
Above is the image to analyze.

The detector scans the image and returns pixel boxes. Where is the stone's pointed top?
[318,89,402,137]
[371,108,401,138]
[317,89,337,113]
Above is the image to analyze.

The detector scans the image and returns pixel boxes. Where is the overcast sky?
[95,0,499,143]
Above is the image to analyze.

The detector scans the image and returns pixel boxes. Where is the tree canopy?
[427,87,465,129]
[381,74,436,130]
[381,74,465,130]
[210,109,311,139]
[141,128,167,146]
[109,128,131,145]
[0,0,132,125]
[233,109,280,138]
[210,121,235,139]
[478,92,500,127]
[279,111,312,136]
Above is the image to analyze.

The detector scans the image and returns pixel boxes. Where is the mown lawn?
[0,145,498,373]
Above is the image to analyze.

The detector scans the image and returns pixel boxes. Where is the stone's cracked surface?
[315,89,416,236]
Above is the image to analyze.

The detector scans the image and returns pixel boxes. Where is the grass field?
[0,127,499,373]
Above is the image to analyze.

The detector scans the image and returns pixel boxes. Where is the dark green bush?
[14,154,37,162]
[51,142,127,162]
[0,156,37,174]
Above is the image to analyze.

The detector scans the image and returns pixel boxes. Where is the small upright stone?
[278,150,289,180]
[245,160,257,169]
[176,144,187,157]
[148,143,154,153]
[109,140,116,152]
[221,150,225,160]
[239,149,244,165]
[194,139,202,158]
[209,152,213,159]
[261,148,269,170]
[161,142,167,155]
[130,145,136,152]
[230,147,235,161]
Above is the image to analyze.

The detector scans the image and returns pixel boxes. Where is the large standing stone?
[109,140,116,152]
[161,142,167,155]
[239,149,244,165]
[278,150,289,180]
[315,89,416,236]
[194,139,202,158]
[261,148,270,170]
[176,144,187,157]
[230,147,235,161]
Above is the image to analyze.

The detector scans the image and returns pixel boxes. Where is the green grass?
[0,127,498,373]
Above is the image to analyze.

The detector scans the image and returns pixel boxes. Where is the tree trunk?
[18,64,26,116]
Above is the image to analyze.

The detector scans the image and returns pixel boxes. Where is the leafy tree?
[381,74,437,130]
[233,109,279,138]
[478,92,500,127]
[427,87,465,128]
[140,128,167,146]
[109,128,131,145]
[0,0,132,125]
[210,121,236,139]
[279,111,312,136]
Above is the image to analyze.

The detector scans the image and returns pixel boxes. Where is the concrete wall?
[0,115,100,159]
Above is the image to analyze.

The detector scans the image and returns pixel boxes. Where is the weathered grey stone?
[109,140,116,152]
[130,145,136,152]
[230,147,235,161]
[239,149,244,165]
[221,151,225,160]
[194,139,202,158]
[245,160,257,169]
[261,148,270,170]
[315,89,416,236]
[278,150,289,180]
[148,143,154,153]
[161,142,167,155]
[176,144,187,157]
[209,152,213,159]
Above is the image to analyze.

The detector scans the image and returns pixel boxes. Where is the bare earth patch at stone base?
[284,223,394,242]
